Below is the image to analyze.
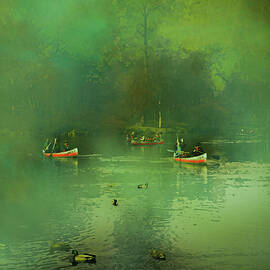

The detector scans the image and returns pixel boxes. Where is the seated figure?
[192,143,204,155]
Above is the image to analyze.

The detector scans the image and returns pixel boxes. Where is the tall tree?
[109,0,176,125]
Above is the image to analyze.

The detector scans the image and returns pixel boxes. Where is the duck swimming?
[112,199,118,206]
[151,249,166,260]
[70,249,96,265]
[138,184,148,189]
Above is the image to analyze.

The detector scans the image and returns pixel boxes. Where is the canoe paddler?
[63,141,69,151]
[154,133,160,142]
[174,137,182,158]
[44,139,52,153]
[193,143,204,155]
[53,137,61,153]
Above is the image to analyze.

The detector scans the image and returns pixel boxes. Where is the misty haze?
[0,0,270,269]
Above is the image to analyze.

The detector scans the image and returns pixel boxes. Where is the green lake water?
[0,139,270,269]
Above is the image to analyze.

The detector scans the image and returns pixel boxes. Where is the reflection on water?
[1,142,270,270]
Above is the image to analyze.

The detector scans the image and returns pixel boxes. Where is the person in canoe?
[47,137,61,153]
[44,139,52,153]
[44,138,58,153]
[174,137,183,158]
[53,137,60,153]
[140,135,145,142]
[63,141,70,152]
[154,133,161,142]
[192,143,204,156]
[130,131,138,141]
[179,138,186,148]
[174,137,188,158]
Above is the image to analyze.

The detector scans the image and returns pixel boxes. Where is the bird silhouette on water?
[112,199,118,206]
[151,249,166,260]
[138,184,148,189]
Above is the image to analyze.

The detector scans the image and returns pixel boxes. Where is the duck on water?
[69,249,96,265]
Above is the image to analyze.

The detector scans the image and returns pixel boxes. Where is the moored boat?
[43,148,78,158]
[173,137,206,163]
[174,152,207,163]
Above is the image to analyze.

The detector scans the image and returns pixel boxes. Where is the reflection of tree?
[106,161,226,265]
[172,163,226,203]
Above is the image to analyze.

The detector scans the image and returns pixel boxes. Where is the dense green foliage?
[0,0,269,137]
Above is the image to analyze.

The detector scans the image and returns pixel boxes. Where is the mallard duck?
[138,184,148,189]
[70,249,96,265]
[151,249,166,260]
[49,241,71,252]
[112,199,118,206]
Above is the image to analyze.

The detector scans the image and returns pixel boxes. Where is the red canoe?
[174,153,207,163]
[43,148,78,158]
